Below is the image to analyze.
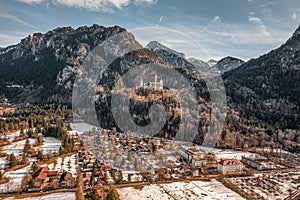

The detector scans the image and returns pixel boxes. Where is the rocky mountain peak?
[146,41,185,58]
[212,56,244,74]
[52,26,75,33]
[207,59,217,67]
[187,58,209,71]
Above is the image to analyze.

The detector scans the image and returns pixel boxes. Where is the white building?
[137,74,163,90]
[218,159,244,175]
[178,147,204,167]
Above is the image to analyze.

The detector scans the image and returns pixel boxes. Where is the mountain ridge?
[1,23,300,151]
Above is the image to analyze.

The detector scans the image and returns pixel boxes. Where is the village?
[77,127,300,200]
[0,114,299,199]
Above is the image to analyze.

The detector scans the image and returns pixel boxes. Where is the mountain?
[146,41,192,68]
[93,40,211,141]
[207,59,217,67]
[1,24,300,151]
[223,25,300,152]
[210,56,244,74]
[146,41,185,59]
[0,24,127,103]
[187,58,210,71]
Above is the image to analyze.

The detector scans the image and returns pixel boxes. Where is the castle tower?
[159,79,163,90]
[140,78,144,87]
[154,74,158,90]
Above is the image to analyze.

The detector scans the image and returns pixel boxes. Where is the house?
[218,159,244,175]
[191,156,206,167]
[46,171,59,177]
[34,166,59,181]
[37,171,48,181]
[61,171,76,187]
[28,152,38,158]
[78,146,87,152]
[178,147,201,163]
[97,189,105,200]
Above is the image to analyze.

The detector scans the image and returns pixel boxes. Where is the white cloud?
[133,0,157,5]
[211,16,221,24]
[0,13,39,30]
[248,15,270,37]
[15,0,157,12]
[292,12,297,20]
[16,0,43,3]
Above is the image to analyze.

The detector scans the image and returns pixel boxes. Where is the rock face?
[210,56,244,74]
[0,24,126,103]
[207,59,217,67]
[187,58,210,72]
[146,41,192,69]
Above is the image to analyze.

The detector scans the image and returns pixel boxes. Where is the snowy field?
[71,123,96,135]
[195,146,257,160]
[2,138,36,155]
[40,137,61,154]
[118,180,244,200]
[5,131,21,143]
[0,157,7,170]
[4,128,36,143]
[41,154,77,177]
[4,192,76,200]
[0,165,31,193]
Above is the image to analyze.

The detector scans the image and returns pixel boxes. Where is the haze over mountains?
[0,24,299,152]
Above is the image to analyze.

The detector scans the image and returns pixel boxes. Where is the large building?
[137,74,163,90]
[178,147,205,167]
[218,159,244,175]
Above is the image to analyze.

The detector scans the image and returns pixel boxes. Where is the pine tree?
[106,188,120,200]
[92,164,97,176]
[31,161,38,173]
[23,139,31,153]
[37,135,43,145]
[20,128,24,137]
[76,168,84,200]
[21,153,28,164]
[10,153,17,168]
[67,122,72,131]
[86,189,100,200]
[90,173,95,186]
[0,171,4,179]
[59,146,65,155]
[37,150,43,161]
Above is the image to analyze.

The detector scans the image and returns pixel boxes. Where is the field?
[118,180,244,200]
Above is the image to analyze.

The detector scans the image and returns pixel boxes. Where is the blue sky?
[1,0,300,61]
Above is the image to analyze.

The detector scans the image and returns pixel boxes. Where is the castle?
[136,74,163,90]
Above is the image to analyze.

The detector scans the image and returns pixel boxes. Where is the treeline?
[0,104,72,134]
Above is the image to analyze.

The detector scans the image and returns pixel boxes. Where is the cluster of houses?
[80,129,248,185]
[178,147,245,175]
[29,165,76,191]
[77,146,114,187]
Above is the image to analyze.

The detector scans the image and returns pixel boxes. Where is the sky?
[1,0,300,61]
